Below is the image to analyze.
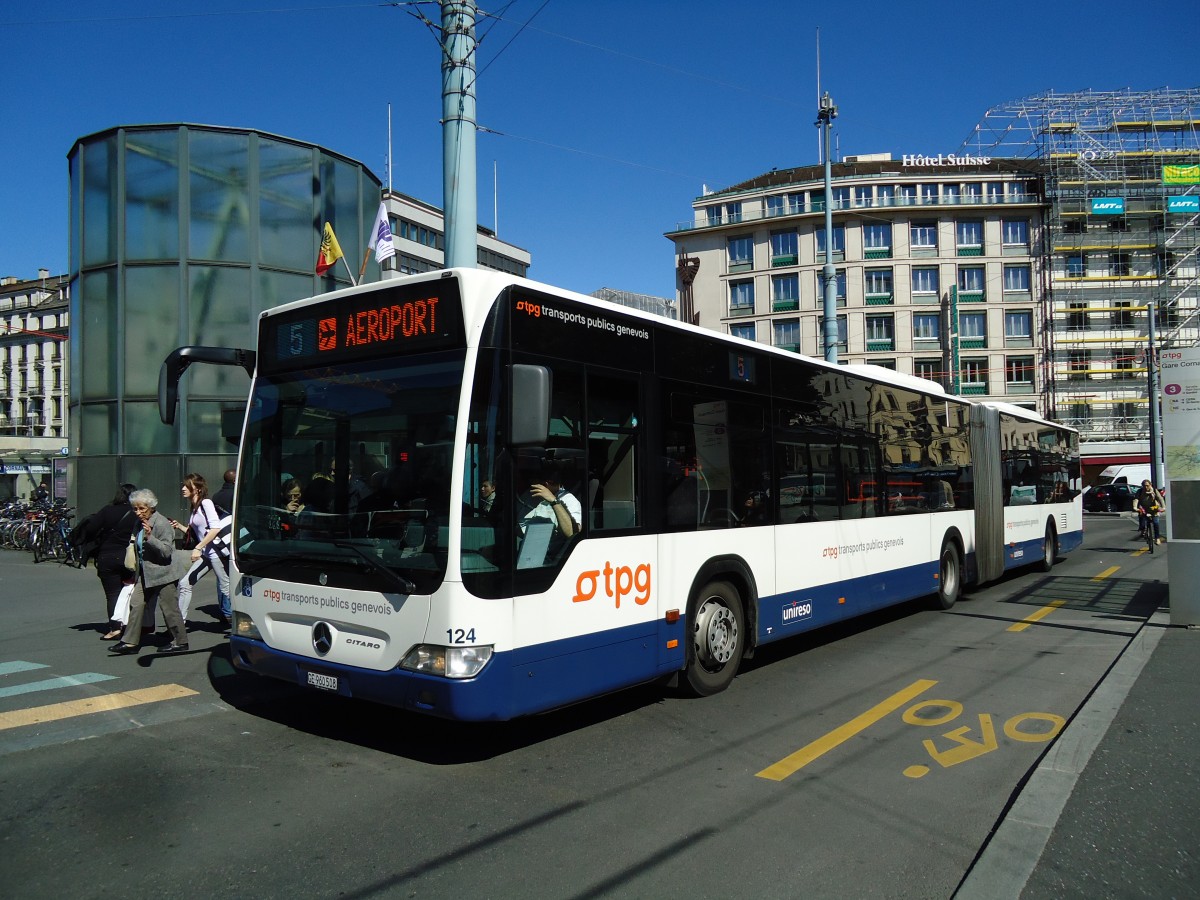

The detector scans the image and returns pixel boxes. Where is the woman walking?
[109,489,191,655]
[83,483,139,639]
[171,473,231,625]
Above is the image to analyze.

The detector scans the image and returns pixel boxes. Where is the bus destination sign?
[261,280,464,372]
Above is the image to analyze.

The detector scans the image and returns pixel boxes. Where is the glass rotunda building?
[67,124,381,513]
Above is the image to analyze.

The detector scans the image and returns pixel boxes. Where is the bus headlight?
[400,645,493,679]
[232,612,262,640]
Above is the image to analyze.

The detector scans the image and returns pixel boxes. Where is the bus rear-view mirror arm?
[159,346,257,425]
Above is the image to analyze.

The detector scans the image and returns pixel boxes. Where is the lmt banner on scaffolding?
[1163,164,1200,185]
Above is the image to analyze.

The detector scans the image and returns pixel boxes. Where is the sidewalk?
[957,609,1199,898]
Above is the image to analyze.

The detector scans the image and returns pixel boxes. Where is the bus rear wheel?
[933,539,962,610]
[684,581,744,697]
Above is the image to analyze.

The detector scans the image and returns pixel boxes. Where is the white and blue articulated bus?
[159,269,1083,721]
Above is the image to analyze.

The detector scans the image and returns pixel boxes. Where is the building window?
[729,280,755,315]
[854,186,873,207]
[1112,300,1133,328]
[912,267,940,298]
[766,195,784,217]
[1003,264,1031,293]
[866,314,895,351]
[772,274,799,311]
[1111,252,1131,277]
[725,202,742,224]
[1005,356,1035,393]
[958,265,985,299]
[1113,350,1136,374]
[815,270,847,307]
[961,358,987,393]
[832,187,851,210]
[727,236,753,272]
[1063,218,1086,234]
[877,185,895,207]
[815,225,845,258]
[819,315,848,352]
[1107,218,1130,233]
[943,183,961,204]
[899,184,917,206]
[915,358,944,384]
[774,318,800,351]
[730,322,756,342]
[1067,253,1086,277]
[956,220,983,254]
[960,311,987,345]
[963,183,982,204]
[987,182,1004,202]
[1067,302,1088,331]
[863,223,892,258]
[1068,350,1091,380]
[1002,219,1029,249]
[913,313,941,345]
[770,230,797,266]
[911,221,938,251]
[865,267,893,304]
[920,184,939,205]
[706,205,721,226]
[786,193,804,214]
[1004,310,1033,346]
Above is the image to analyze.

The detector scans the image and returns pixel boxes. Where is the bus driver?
[523,467,581,538]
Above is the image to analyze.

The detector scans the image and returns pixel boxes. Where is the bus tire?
[933,538,962,610]
[684,581,744,697]
[1039,525,1058,572]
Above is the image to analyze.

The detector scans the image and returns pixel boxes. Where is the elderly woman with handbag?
[109,488,192,656]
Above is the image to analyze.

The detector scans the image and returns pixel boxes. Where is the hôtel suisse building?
[666,153,1045,408]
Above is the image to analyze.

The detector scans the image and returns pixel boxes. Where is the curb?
[952,608,1171,899]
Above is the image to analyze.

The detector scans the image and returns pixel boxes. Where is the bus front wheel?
[933,539,962,610]
[684,581,744,697]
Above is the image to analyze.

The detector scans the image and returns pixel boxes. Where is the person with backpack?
[208,469,235,624]
[80,483,140,640]
[169,473,231,626]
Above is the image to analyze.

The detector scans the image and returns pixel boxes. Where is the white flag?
[368,201,396,263]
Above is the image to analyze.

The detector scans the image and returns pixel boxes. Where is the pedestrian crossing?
[0,657,201,743]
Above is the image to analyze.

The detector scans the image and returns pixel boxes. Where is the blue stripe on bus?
[231,532,1083,721]
[1001,528,1084,571]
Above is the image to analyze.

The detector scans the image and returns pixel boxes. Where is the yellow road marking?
[0,684,199,731]
[1007,599,1067,632]
[756,678,937,781]
[1092,566,1121,581]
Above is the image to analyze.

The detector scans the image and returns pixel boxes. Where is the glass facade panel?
[125,130,180,261]
[259,270,317,312]
[190,130,250,263]
[188,266,254,397]
[70,153,81,273]
[125,401,177,454]
[82,136,117,268]
[124,265,180,395]
[79,269,118,400]
[81,402,117,455]
[185,400,243,454]
[259,138,314,271]
[323,152,365,280]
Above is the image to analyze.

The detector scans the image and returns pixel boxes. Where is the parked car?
[1082,482,1137,512]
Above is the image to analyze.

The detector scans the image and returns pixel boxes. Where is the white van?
[1095,463,1151,487]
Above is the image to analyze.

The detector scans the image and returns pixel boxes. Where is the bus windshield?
[234,350,465,594]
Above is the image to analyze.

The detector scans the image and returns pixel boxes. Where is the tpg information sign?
[1160,345,1200,624]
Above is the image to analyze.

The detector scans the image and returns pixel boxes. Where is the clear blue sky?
[2,1,1196,299]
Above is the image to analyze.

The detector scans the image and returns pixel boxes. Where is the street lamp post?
[817,91,838,364]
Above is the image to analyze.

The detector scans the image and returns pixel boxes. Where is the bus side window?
[586,373,640,531]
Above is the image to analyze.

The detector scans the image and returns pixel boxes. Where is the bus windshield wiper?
[332,541,418,595]
[236,553,298,576]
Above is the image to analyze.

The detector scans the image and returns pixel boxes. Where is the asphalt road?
[0,514,1167,899]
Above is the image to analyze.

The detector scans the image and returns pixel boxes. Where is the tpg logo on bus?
[515,300,541,317]
[573,562,651,608]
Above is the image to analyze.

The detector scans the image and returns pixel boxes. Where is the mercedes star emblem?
[312,622,333,655]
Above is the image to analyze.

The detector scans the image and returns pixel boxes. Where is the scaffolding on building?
[961,87,1200,444]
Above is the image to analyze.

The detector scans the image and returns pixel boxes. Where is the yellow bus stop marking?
[1092,566,1120,581]
[0,684,199,731]
[1007,599,1066,632]
[756,678,938,781]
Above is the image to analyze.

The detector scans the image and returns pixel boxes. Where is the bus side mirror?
[510,364,551,446]
[158,346,256,425]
